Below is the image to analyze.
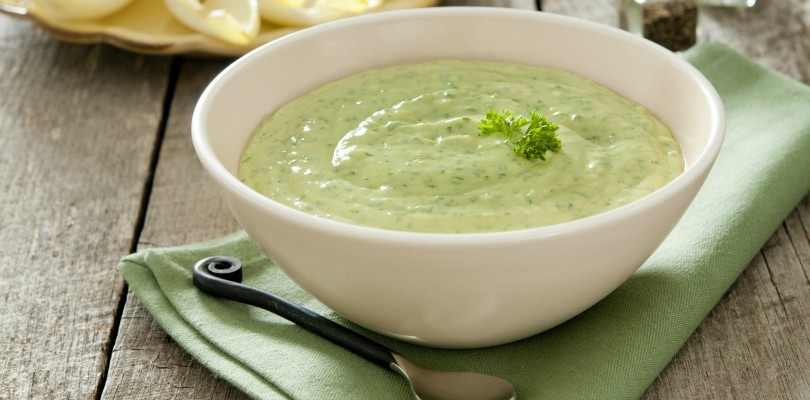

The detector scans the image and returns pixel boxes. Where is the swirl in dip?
[238,61,684,233]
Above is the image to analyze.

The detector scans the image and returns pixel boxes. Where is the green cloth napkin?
[119,43,810,399]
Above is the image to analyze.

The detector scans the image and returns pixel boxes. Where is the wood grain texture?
[103,292,249,400]
[0,18,170,400]
[128,59,242,251]
[543,0,810,398]
[101,60,248,400]
[643,196,810,399]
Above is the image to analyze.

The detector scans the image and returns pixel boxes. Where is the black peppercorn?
[618,0,699,52]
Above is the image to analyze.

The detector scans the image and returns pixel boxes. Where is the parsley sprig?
[478,109,562,161]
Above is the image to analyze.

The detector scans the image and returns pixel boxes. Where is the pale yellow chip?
[164,0,261,45]
[257,0,383,27]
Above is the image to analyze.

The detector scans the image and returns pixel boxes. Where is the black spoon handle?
[192,256,397,369]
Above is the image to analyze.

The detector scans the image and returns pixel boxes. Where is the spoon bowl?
[392,354,516,400]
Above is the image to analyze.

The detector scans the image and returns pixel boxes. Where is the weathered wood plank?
[125,59,243,251]
[544,0,810,398]
[643,195,810,399]
[103,292,249,400]
[101,59,247,400]
[0,18,171,400]
[698,2,810,83]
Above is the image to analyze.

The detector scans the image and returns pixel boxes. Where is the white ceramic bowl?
[192,7,724,348]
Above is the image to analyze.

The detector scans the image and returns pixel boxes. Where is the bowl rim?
[191,6,725,245]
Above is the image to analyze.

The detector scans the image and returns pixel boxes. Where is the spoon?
[193,256,517,400]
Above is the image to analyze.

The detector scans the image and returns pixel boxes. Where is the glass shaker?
[618,0,699,52]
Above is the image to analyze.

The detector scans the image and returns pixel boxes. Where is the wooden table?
[2,1,809,398]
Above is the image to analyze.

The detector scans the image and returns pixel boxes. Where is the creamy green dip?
[239,61,684,233]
